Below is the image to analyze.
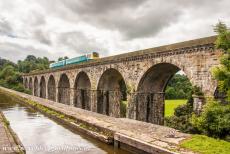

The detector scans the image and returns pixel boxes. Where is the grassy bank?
[180,135,230,154]
[165,99,187,117]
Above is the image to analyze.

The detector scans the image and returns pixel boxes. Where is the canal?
[0,92,130,154]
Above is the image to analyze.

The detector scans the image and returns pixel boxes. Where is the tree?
[0,58,17,69]
[165,74,192,99]
[17,55,50,73]
[212,22,230,102]
[0,58,8,67]
[190,22,230,140]
[0,55,50,94]
[58,56,69,61]
[25,55,37,62]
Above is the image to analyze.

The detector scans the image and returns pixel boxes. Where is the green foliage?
[165,74,192,99]
[191,100,230,140]
[18,55,49,73]
[0,55,50,93]
[183,22,230,140]
[165,115,196,133]
[165,86,203,133]
[212,22,230,102]
[214,22,230,50]
[58,56,69,61]
[0,65,20,84]
[180,135,230,154]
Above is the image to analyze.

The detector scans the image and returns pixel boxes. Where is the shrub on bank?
[0,79,31,94]
[11,84,31,94]
[165,87,202,133]
[191,100,230,140]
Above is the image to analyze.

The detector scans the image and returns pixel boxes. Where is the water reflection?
[0,95,129,154]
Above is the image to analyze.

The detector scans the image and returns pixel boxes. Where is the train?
[49,52,99,69]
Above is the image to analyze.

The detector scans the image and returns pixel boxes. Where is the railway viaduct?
[22,36,221,125]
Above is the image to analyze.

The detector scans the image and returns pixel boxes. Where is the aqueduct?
[22,36,221,125]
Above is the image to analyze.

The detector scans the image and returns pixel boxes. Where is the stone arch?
[40,76,46,98]
[74,71,91,110]
[135,59,192,91]
[29,77,33,91]
[58,73,70,105]
[135,62,189,124]
[48,75,56,101]
[137,63,181,92]
[25,78,28,88]
[34,77,39,96]
[97,68,127,118]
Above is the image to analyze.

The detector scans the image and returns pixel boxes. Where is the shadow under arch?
[97,68,127,118]
[29,77,33,91]
[40,76,46,98]
[135,63,188,124]
[48,75,56,101]
[58,74,70,105]
[25,78,28,88]
[34,77,39,96]
[74,71,91,110]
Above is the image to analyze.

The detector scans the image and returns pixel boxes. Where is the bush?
[165,86,202,133]
[165,99,199,133]
[165,98,193,132]
[191,100,230,140]
[11,84,31,94]
[165,115,197,133]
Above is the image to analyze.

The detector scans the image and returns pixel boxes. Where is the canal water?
[0,92,130,154]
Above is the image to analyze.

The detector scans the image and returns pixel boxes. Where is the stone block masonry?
[22,36,222,125]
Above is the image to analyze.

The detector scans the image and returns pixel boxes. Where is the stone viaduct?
[22,36,222,125]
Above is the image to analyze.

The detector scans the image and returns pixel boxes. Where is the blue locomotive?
[49,52,99,69]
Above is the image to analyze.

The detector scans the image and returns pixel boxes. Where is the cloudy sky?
[0,0,229,62]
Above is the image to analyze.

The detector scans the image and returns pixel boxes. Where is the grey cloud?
[0,0,230,63]
[33,30,51,45]
[62,0,146,15]
[27,11,46,26]
[0,42,53,62]
[58,0,183,39]
[54,0,230,39]
[36,0,182,39]
[58,31,108,56]
[0,18,13,36]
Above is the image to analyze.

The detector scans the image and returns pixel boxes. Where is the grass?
[165,99,187,117]
[180,135,230,154]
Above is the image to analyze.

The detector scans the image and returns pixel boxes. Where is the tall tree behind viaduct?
[22,36,222,125]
